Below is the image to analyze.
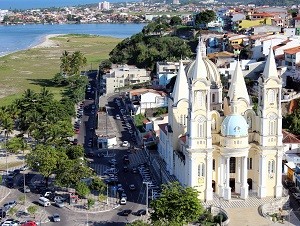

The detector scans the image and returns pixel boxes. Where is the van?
[38,197,51,207]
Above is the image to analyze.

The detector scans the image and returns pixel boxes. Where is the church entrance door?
[230,178,235,192]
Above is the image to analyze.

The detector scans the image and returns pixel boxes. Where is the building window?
[198,163,205,177]
[198,123,204,138]
[268,89,275,103]
[212,159,215,171]
[268,160,275,174]
[212,93,215,103]
[230,157,236,173]
[269,120,276,135]
[247,158,252,170]
[184,115,186,126]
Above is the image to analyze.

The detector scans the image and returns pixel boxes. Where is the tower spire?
[192,37,208,80]
[172,60,188,104]
[262,46,278,79]
[228,60,250,104]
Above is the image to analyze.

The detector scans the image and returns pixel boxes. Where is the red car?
[74,128,80,134]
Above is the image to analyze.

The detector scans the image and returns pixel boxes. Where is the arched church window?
[212,93,216,103]
[197,91,205,106]
[211,117,216,131]
[268,113,277,135]
[268,89,275,104]
[247,116,252,130]
[197,117,206,138]
[268,160,275,174]
[198,163,205,177]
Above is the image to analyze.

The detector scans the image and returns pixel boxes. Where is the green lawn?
[0,34,121,106]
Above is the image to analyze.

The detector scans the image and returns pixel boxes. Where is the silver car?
[55,200,64,208]
[53,213,61,222]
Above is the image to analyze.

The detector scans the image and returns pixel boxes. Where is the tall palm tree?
[39,87,54,103]
[60,50,71,76]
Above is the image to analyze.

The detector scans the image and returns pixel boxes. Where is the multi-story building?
[104,65,150,94]
[154,61,189,88]
[283,46,300,70]
[99,1,110,11]
[158,38,284,201]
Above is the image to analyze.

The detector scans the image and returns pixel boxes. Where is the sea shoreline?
[0,34,62,58]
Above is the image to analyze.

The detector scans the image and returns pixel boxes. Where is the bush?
[76,182,91,198]
[87,198,95,210]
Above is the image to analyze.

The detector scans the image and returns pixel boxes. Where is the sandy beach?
[32,34,63,49]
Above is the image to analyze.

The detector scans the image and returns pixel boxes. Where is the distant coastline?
[0,23,145,58]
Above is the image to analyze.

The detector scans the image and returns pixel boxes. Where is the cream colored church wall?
[170,100,188,150]
[264,154,278,196]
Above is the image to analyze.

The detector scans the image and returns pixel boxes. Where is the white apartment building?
[104,65,150,94]
[155,61,189,88]
[99,1,110,10]
[284,46,300,70]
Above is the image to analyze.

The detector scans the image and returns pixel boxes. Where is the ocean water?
[0,0,130,10]
[0,23,145,56]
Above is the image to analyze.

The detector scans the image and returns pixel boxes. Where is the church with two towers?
[158,38,284,201]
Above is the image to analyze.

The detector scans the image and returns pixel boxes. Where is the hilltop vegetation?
[108,12,216,71]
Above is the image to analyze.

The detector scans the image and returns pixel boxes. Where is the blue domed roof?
[221,114,248,137]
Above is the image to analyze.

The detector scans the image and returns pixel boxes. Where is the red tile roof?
[284,46,300,55]
[282,130,300,143]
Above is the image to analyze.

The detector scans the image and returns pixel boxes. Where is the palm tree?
[1,115,14,175]
[60,50,71,76]
[39,87,54,103]
[71,51,87,75]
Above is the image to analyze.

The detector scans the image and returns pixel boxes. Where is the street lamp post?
[143,181,150,215]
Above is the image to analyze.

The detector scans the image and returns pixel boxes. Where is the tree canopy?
[150,182,204,225]
[195,10,216,26]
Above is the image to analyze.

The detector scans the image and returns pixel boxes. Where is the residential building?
[103,65,150,94]
[128,88,168,115]
[99,1,110,10]
[159,38,284,201]
[284,46,300,70]
[236,17,272,31]
[155,61,189,88]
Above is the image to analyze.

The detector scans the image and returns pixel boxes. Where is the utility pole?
[5,130,8,176]
[106,183,109,205]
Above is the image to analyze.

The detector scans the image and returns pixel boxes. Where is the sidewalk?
[64,195,119,213]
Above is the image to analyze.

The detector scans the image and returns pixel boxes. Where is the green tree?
[76,182,91,198]
[66,145,84,159]
[27,205,38,217]
[150,182,204,225]
[60,50,72,76]
[90,177,106,192]
[6,137,23,154]
[26,145,59,186]
[195,10,216,26]
[170,16,182,26]
[55,158,92,188]
[87,198,95,210]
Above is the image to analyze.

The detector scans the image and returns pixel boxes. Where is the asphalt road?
[0,71,149,225]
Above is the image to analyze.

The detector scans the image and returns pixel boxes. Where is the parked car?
[0,209,6,219]
[136,209,146,216]
[121,141,129,147]
[52,213,61,222]
[20,186,31,193]
[120,209,131,216]
[3,201,17,211]
[55,200,65,208]
[129,184,136,191]
[116,114,121,120]
[120,197,127,205]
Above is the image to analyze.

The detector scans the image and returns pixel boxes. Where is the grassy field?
[0,34,121,106]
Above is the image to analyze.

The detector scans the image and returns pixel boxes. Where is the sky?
[0,0,128,10]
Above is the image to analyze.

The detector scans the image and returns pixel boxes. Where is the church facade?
[158,39,284,201]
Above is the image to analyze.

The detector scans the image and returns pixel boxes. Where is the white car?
[122,141,129,147]
[120,197,126,205]
[116,114,121,120]
[52,213,61,222]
